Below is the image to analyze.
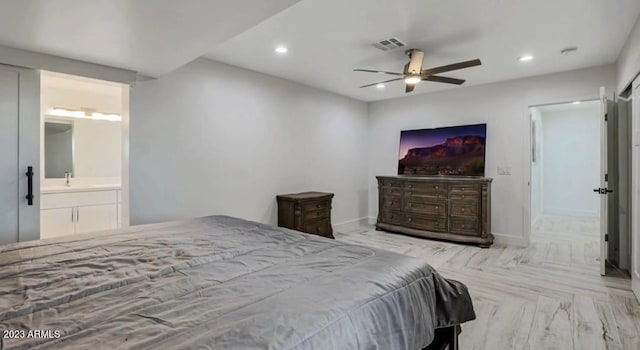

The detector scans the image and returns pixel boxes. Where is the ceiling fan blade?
[423,75,466,85]
[353,69,404,76]
[405,84,415,93]
[421,59,482,75]
[359,77,404,88]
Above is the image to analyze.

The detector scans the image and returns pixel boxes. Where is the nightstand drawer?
[303,209,329,220]
[303,219,331,237]
[302,201,329,212]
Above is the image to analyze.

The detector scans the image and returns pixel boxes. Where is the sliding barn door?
[632,78,640,302]
[0,65,40,244]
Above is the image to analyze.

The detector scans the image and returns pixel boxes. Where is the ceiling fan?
[354,49,482,93]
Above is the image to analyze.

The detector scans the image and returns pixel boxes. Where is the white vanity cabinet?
[41,189,121,239]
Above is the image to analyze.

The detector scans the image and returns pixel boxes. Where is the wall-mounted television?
[398,123,486,176]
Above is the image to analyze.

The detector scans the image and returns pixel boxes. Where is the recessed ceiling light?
[274,46,288,54]
[572,101,581,105]
[518,55,534,62]
[375,83,385,89]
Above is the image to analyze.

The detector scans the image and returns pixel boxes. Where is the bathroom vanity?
[40,185,122,239]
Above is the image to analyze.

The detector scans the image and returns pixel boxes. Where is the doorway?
[39,71,129,239]
[529,101,603,272]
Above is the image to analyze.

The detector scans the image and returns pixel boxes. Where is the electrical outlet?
[497,166,512,175]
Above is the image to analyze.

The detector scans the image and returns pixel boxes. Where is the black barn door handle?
[26,166,34,206]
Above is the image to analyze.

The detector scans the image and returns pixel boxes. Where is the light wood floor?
[335,215,640,350]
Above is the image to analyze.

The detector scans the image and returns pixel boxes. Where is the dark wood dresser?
[276,192,334,239]
[376,176,493,247]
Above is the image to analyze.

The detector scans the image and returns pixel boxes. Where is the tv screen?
[398,123,486,176]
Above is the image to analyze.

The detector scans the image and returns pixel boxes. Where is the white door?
[597,87,610,276]
[74,204,118,234]
[0,68,19,244]
[0,65,39,244]
[40,208,75,239]
[632,77,640,302]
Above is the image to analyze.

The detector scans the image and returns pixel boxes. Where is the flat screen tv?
[398,123,486,176]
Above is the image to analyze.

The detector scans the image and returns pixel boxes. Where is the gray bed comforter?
[0,215,475,350]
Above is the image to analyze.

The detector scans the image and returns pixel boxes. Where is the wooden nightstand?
[276,192,334,239]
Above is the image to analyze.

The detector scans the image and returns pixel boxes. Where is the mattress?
[0,215,475,349]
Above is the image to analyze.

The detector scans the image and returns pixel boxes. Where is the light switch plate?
[497,166,512,175]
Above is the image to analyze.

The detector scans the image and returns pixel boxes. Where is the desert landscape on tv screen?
[398,124,486,176]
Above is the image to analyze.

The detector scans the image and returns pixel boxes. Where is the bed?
[0,215,475,349]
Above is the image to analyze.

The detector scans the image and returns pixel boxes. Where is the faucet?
[65,172,72,186]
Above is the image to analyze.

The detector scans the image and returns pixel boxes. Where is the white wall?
[618,15,640,92]
[530,107,544,223]
[73,119,121,178]
[540,105,601,217]
[368,65,616,246]
[130,58,369,227]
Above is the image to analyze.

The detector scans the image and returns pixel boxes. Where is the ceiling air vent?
[372,37,406,51]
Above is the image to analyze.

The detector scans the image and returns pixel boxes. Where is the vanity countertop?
[41,184,122,194]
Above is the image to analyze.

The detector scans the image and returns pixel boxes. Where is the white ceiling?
[206,0,640,102]
[0,0,300,77]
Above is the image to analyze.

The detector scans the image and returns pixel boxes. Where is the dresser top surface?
[276,192,334,200]
[377,175,493,183]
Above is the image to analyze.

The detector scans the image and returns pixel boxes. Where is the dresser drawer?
[381,196,402,210]
[302,201,330,212]
[380,180,403,188]
[450,191,479,200]
[405,189,448,200]
[450,218,479,235]
[405,182,447,192]
[405,214,447,231]
[450,184,480,193]
[380,210,403,225]
[450,199,479,217]
[381,187,403,197]
[303,219,331,237]
[404,199,446,216]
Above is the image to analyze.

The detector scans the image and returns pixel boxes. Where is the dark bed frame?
[422,325,460,350]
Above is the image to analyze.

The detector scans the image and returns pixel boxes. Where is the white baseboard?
[333,217,371,232]
[493,232,529,247]
[543,207,598,217]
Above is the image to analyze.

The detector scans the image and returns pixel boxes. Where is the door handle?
[593,188,613,194]
[25,166,34,206]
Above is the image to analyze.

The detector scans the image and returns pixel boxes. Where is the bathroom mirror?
[43,116,122,179]
[44,120,74,178]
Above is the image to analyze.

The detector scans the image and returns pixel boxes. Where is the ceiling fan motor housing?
[405,49,424,76]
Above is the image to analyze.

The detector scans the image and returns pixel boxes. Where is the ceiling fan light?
[404,75,421,85]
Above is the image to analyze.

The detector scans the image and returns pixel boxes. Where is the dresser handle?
[461,225,466,228]
[317,211,321,216]
[461,194,465,198]
[316,226,320,231]
[408,203,412,207]
[435,185,439,189]
[409,184,413,188]
[435,206,439,209]
[317,204,321,208]
[462,208,466,212]
[408,218,412,222]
